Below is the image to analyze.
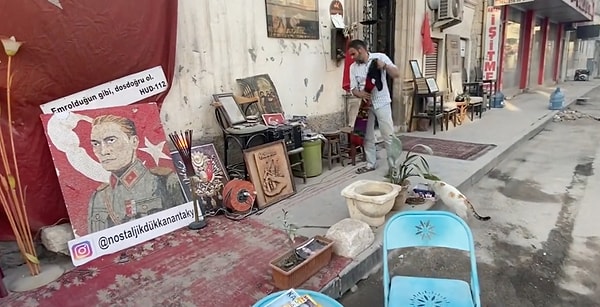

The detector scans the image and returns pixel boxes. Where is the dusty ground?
[339,97,600,307]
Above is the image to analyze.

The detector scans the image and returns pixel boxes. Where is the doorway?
[373,0,396,100]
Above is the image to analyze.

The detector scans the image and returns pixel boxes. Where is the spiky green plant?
[387,135,440,186]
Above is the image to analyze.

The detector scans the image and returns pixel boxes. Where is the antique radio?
[266,124,302,151]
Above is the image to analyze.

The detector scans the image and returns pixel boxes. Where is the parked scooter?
[574,69,590,81]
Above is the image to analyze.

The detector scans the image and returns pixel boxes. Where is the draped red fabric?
[342,37,354,92]
[0,0,178,240]
[422,12,436,55]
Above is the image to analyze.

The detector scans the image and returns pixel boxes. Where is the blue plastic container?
[491,92,505,108]
[549,87,565,110]
[253,289,344,307]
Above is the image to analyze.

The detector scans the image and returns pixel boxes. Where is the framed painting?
[265,0,319,39]
[236,74,284,115]
[262,113,286,126]
[409,60,423,79]
[243,140,296,208]
[425,78,440,93]
[213,93,246,125]
[40,103,186,237]
[170,144,229,215]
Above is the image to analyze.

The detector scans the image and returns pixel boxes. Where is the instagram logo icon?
[71,241,93,260]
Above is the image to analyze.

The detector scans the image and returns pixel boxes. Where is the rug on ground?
[1,216,350,307]
[399,135,497,161]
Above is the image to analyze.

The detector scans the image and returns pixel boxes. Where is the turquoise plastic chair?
[253,289,344,307]
[382,211,482,307]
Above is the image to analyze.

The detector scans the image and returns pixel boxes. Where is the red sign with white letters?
[483,7,502,80]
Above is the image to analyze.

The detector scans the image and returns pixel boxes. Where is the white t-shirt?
[349,52,397,109]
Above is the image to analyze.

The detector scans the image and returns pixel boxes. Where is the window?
[424,39,441,78]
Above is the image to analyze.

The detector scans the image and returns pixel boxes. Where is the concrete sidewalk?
[251,80,600,299]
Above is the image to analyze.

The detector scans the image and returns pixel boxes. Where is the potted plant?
[455,92,470,102]
[387,135,440,210]
[269,209,334,290]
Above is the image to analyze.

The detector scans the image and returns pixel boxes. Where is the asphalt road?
[339,96,600,307]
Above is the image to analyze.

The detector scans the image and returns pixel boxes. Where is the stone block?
[41,223,74,256]
[325,218,374,259]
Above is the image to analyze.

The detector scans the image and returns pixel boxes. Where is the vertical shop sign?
[483,6,501,80]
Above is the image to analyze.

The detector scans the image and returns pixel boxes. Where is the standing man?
[348,39,400,174]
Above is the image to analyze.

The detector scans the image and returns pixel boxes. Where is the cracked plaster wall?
[160,0,345,142]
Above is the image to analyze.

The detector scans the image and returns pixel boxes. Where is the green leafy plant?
[281,209,299,264]
[387,135,440,186]
[455,92,471,102]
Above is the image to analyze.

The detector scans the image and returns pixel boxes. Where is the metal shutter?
[424,40,440,78]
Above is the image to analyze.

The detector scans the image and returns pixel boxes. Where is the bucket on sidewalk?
[302,139,323,177]
[549,87,565,110]
[491,92,505,108]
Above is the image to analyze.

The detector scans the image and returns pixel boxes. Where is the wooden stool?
[288,147,307,184]
[340,127,365,166]
[322,130,344,170]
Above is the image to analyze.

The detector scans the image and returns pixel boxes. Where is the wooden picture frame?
[409,60,423,79]
[243,140,296,208]
[213,93,246,125]
[425,78,439,93]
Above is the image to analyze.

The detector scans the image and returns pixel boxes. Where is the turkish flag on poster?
[422,12,435,55]
[342,37,354,92]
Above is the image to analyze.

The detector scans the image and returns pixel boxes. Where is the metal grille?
[363,0,375,49]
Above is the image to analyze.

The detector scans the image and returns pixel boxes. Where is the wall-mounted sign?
[493,0,534,5]
[483,6,501,80]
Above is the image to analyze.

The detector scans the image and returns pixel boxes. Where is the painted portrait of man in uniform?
[41,103,185,237]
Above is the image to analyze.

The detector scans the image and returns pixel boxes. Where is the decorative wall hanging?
[40,103,186,237]
[170,143,229,216]
[265,0,320,39]
[236,74,284,114]
[243,140,296,208]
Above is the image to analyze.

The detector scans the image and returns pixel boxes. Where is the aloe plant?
[387,135,440,186]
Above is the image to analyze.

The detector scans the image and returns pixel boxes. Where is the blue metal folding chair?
[382,211,482,307]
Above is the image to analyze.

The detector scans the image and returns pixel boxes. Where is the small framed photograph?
[425,78,439,93]
[409,60,423,79]
[262,113,285,126]
[213,93,246,125]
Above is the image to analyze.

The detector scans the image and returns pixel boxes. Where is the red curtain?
[342,37,354,92]
[0,0,178,240]
[422,12,435,55]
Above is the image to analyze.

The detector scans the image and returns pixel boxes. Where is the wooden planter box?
[269,235,334,290]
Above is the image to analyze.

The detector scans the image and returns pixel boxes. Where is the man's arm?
[377,55,400,79]
[350,64,371,100]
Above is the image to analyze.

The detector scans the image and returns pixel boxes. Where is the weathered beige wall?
[161,0,346,139]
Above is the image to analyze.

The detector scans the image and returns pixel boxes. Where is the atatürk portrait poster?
[41,103,185,237]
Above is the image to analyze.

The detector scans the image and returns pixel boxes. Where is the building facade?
[492,0,596,94]
[159,0,489,139]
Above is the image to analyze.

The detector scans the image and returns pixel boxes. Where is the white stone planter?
[340,180,402,227]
